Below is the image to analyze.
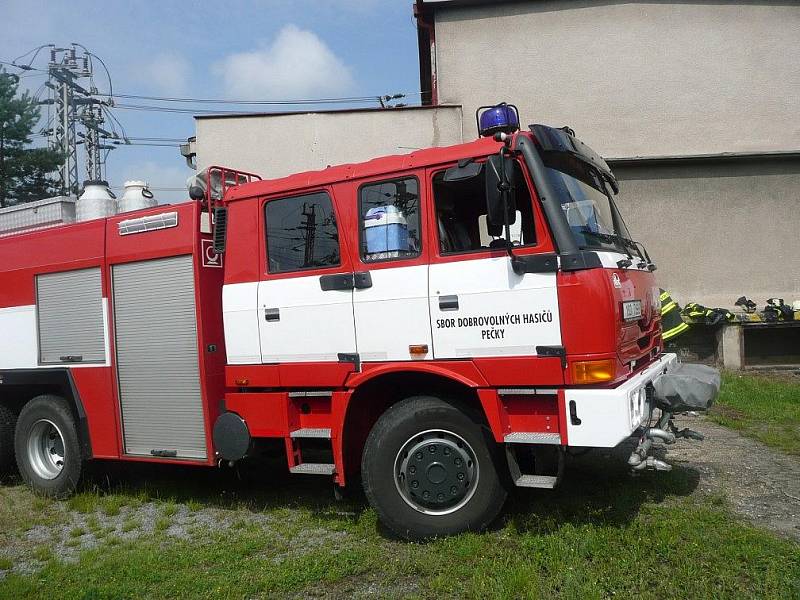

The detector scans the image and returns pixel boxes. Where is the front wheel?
[361,395,507,540]
[15,395,83,498]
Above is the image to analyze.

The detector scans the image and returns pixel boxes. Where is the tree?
[0,69,62,208]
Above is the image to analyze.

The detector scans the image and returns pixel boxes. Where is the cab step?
[513,475,558,489]
[505,443,564,489]
[504,432,561,445]
[290,428,331,439]
[289,463,336,475]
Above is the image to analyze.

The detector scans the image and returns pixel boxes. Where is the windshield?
[543,166,633,254]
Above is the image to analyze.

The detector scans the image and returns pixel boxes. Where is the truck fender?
[0,368,93,459]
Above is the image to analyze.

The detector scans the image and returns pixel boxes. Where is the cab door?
[427,159,562,359]
[348,175,432,362]
[257,190,357,363]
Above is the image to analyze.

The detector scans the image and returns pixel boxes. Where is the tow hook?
[630,456,672,472]
[628,418,705,473]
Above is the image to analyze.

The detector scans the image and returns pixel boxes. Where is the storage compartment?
[113,255,207,459]
[0,196,76,236]
[36,267,106,365]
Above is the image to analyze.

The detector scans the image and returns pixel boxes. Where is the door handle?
[439,295,459,311]
[59,355,83,362]
[264,308,280,322]
[320,273,354,291]
[354,271,372,289]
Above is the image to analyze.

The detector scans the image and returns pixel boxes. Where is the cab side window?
[359,177,421,262]
[432,161,535,254]
[265,191,340,273]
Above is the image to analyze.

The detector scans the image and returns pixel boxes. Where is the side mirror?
[485,154,517,237]
[443,160,483,182]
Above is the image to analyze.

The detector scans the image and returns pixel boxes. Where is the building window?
[432,161,535,254]
[359,177,421,262]
[265,192,341,273]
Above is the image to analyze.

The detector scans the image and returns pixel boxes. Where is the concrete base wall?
[613,156,800,309]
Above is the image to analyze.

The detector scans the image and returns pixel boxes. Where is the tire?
[14,395,83,498]
[361,395,507,540]
[0,402,18,474]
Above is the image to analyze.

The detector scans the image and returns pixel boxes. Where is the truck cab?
[222,126,660,375]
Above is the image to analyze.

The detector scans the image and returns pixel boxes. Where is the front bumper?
[564,353,679,448]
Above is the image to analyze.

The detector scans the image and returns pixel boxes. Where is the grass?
[0,452,798,599]
[69,526,86,538]
[710,372,800,455]
[121,518,140,533]
[0,372,797,598]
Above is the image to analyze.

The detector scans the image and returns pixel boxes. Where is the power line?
[108,185,186,191]
[96,91,420,105]
[125,136,187,142]
[112,101,382,115]
[109,141,181,147]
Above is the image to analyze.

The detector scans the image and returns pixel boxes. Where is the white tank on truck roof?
[118,180,157,214]
[76,180,117,222]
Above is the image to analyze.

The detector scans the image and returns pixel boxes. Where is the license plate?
[622,300,642,321]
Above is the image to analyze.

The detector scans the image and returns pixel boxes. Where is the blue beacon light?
[477,103,520,137]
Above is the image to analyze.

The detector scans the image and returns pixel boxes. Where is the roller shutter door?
[36,268,105,365]
[113,255,207,459]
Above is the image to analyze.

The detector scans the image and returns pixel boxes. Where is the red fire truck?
[0,105,718,539]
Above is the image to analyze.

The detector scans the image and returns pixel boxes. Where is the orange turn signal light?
[409,344,429,356]
[571,359,615,384]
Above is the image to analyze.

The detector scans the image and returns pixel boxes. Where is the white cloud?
[143,53,191,96]
[212,25,354,100]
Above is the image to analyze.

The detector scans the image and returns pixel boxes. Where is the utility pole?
[79,103,115,181]
[41,45,117,194]
[301,203,317,267]
[44,47,87,195]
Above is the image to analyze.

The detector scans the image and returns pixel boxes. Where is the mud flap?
[652,364,721,413]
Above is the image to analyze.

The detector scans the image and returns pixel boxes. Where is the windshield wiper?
[578,229,656,270]
[577,228,618,244]
[619,236,657,271]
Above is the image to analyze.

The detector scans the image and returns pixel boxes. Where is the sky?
[0,0,421,202]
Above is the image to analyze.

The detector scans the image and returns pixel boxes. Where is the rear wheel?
[0,402,18,474]
[362,395,507,540]
[15,395,83,498]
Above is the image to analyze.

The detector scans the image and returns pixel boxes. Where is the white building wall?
[194,106,464,179]
[432,0,800,157]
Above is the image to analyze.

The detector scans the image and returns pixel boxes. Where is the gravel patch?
[666,414,800,540]
[0,498,284,579]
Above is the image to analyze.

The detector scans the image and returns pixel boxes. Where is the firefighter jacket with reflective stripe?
[660,289,689,341]
[682,302,735,327]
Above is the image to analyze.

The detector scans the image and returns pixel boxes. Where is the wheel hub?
[27,419,65,480]
[395,429,478,515]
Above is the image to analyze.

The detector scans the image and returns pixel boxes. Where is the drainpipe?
[414,1,438,106]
